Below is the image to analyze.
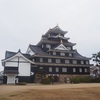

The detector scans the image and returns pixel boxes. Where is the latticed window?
[73,60,77,64]
[65,60,69,64]
[60,52,65,56]
[56,67,59,72]
[40,58,43,62]
[84,68,88,72]
[56,59,60,63]
[79,68,82,72]
[62,68,67,72]
[69,53,72,57]
[86,61,89,64]
[48,59,52,63]
[53,52,56,55]
[49,67,52,72]
[73,68,76,72]
[46,44,51,49]
[81,61,84,64]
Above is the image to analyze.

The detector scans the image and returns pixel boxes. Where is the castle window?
[46,44,51,49]
[49,67,52,72]
[86,61,89,64]
[65,60,69,64]
[84,68,88,72]
[53,52,56,55]
[81,61,84,64]
[42,45,44,48]
[39,67,43,69]
[73,68,76,72]
[60,52,65,56]
[40,58,43,62]
[69,53,72,57]
[56,59,60,63]
[56,67,59,72]
[62,68,67,72]
[79,68,82,72]
[73,60,77,64]
[33,59,34,61]
[48,59,52,63]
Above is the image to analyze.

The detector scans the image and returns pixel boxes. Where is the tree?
[92,52,100,65]
[92,52,100,77]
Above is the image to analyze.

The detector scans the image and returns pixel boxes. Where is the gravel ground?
[0,83,100,95]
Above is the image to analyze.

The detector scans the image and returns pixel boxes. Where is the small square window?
[60,52,65,56]
[56,59,60,63]
[48,59,52,63]
[73,68,76,72]
[62,68,67,72]
[46,44,51,49]
[53,52,56,55]
[65,60,69,64]
[73,60,77,64]
[69,53,72,57]
[40,58,43,62]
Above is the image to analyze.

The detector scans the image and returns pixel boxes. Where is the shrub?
[70,77,80,84]
[18,82,27,85]
[91,77,100,83]
[41,77,51,84]
[79,76,91,83]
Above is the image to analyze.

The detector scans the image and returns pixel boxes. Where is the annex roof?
[2,50,34,64]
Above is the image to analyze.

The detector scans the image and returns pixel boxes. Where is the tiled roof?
[35,62,90,67]
[4,70,19,74]
[37,38,76,46]
[29,45,48,55]
[5,51,32,60]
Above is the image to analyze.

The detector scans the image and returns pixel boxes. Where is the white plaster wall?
[18,63,30,76]
[10,57,18,61]
[7,75,16,84]
[19,57,28,62]
[5,62,18,67]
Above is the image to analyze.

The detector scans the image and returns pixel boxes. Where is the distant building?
[2,25,91,84]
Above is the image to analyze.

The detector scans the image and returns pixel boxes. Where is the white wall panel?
[18,63,30,76]
[19,57,28,62]
[5,62,18,67]
[10,57,18,61]
[7,75,16,84]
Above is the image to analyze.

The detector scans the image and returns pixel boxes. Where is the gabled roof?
[2,50,34,64]
[54,44,69,50]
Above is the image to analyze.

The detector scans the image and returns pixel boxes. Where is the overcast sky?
[0,0,100,71]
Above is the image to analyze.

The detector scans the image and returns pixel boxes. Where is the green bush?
[79,76,91,83]
[18,82,27,85]
[41,77,51,84]
[91,77,100,83]
[70,77,80,84]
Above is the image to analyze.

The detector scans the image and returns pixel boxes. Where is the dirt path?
[0,83,100,95]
